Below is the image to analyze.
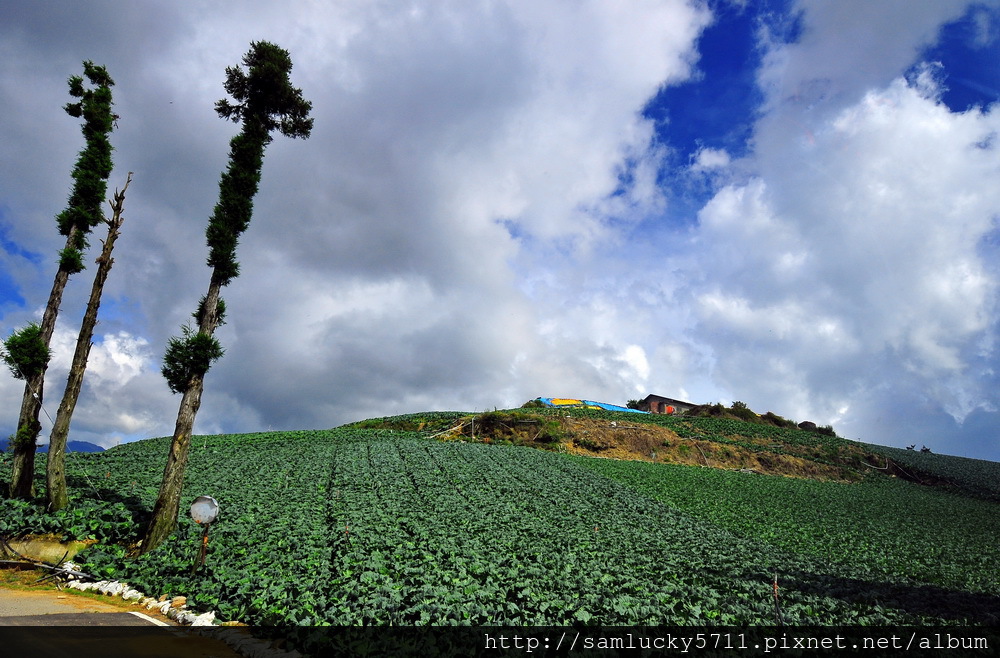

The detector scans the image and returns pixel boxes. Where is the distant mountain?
[0,438,105,453]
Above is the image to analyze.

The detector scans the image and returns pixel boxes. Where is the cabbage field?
[1,412,998,630]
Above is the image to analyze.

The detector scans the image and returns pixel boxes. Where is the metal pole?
[191,523,210,574]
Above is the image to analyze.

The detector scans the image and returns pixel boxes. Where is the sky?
[0,0,998,461]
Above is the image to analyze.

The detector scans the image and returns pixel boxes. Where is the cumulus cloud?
[0,0,715,445]
[0,325,167,448]
[1,1,998,462]
[683,16,1000,455]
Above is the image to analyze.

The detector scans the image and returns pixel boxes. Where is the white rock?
[190,611,216,626]
[61,561,82,580]
[99,581,124,596]
[175,611,198,625]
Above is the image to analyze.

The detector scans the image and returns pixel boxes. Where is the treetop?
[215,40,313,140]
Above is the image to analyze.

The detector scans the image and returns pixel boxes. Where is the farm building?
[637,394,695,415]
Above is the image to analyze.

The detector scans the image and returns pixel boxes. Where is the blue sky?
[924,4,1000,111]
[0,0,998,462]
[646,1,764,163]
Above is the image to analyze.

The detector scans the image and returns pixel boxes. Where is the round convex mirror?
[190,495,219,524]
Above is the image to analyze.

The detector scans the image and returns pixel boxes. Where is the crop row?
[572,456,1000,597]
[4,427,997,635]
[70,430,993,628]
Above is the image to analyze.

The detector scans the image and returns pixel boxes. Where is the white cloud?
[691,147,732,172]
[687,40,1000,430]
[0,1,713,443]
[755,1,971,114]
[2,2,998,462]
[622,344,651,383]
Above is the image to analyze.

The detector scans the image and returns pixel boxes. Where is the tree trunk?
[8,228,79,500]
[8,384,43,499]
[139,271,223,554]
[140,375,204,552]
[47,174,131,511]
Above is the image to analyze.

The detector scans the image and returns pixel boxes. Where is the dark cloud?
[1,1,997,464]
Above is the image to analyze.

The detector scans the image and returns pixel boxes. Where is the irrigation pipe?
[0,560,96,583]
[861,457,889,470]
[427,424,465,439]
[861,457,929,485]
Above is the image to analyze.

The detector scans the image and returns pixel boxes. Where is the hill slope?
[354,408,1000,496]
[1,413,998,634]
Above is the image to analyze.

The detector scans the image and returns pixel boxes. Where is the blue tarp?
[535,397,649,414]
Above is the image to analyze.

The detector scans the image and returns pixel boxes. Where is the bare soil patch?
[445,413,869,482]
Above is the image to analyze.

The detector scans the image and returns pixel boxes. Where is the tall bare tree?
[5,62,115,499]
[46,172,133,511]
[140,42,312,553]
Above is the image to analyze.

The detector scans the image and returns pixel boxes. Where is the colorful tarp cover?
[535,398,649,414]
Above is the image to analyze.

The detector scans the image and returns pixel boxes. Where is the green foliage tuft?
[9,424,40,451]
[193,295,227,327]
[761,411,798,429]
[205,131,264,283]
[2,323,51,380]
[56,61,115,242]
[161,325,225,394]
[58,246,86,274]
[215,41,314,139]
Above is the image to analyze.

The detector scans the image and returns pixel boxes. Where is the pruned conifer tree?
[141,42,312,552]
[5,62,115,499]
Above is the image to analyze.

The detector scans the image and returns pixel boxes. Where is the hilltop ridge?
[350,406,999,500]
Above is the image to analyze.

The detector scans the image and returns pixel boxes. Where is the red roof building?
[637,394,695,415]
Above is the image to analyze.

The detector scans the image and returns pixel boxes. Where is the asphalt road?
[0,585,153,618]
[0,586,244,657]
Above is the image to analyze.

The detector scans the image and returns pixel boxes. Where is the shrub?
[762,411,797,429]
[728,402,758,422]
[535,419,564,444]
